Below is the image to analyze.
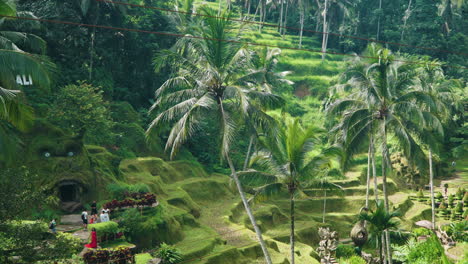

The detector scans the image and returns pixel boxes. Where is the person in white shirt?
[81,211,88,229]
[100,210,109,222]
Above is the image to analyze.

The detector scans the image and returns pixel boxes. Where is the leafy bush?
[448,194,455,208]
[83,246,133,264]
[456,188,466,200]
[446,221,468,242]
[417,189,425,199]
[88,221,119,241]
[156,243,182,264]
[0,220,81,263]
[455,202,464,214]
[106,183,152,201]
[103,192,157,210]
[412,227,432,237]
[47,82,115,145]
[435,192,444,200]
[335,244,356,258]
[407,235,451,264]
[48,232,82,259]
[339,256,366,264]
[107,183,130,200]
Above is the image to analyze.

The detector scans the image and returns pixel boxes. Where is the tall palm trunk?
[290,191,296,264]
[400,0,412,43]
[366,142,371,208]
[278,0,285,33]
[89,29,95,81]
[429,148,436,229]
[243,134,255,170]
[379,233,384,264]
[322,188,327,223]
[282,0,290,37]
[321,0,328,61]
[381,118,392,264]
[376,0,383,40]
[299,5,305,48]
[372,136,379,202]
[381,233,387,264]
[219,100,272,264]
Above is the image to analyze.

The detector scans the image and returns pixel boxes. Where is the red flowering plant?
[83,249,110,264]
[109,246,133,264]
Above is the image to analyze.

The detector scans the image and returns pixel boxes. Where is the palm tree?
[359,200,401,264]
[0,0,54,161]
[414,61,457,230]
[328,44,438,263]
[242,47,292,170]
[147,8,283,264]
[320,0,352,61]
[238,117,341,264]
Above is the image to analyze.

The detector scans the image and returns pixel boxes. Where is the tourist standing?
[81,210,88,229]
[103,206,111,220]
[100,210,109,222]
[91,201,98,217]
[49,218,57,234]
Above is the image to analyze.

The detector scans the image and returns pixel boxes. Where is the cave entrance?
[58,182,79,202]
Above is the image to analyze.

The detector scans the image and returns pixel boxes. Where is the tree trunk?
[282,0,290,37]
[89,28,96,81]
[429,148,436,229]
[379,233,385,264]
[376,0,383,40]
[366,141,372,208]
[243,134,255,171]
[290,191,295,264]
[372,135,379,202]
[279,0,285,33]
[400,0,412,43]
[381,233,387,264]
[299,5,305,48]
[321,0,328,61]
[322,188,327,223]
[386,230,392,264]
[381,118,392,264]
[219,101,272,264]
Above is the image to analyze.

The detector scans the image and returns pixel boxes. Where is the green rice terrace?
[0,0,467,264]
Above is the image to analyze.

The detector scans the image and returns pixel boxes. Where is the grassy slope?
[122,2,464,263]
[119,154,439,264]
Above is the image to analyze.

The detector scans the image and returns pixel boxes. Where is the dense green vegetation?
[0,0,466,263]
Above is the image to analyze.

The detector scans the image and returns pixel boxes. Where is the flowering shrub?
[83,246,133,264]
[103,193,157,210]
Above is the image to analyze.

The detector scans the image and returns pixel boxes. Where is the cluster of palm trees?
[0,0,54,162]
[147,6,345,264]
[326,44,460,263]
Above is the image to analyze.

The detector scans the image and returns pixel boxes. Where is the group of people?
[47,201,112,249]
[81,200,111,229]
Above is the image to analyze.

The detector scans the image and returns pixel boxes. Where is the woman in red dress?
[85,228,98,248]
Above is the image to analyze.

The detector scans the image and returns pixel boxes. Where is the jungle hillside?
[0,0,467,263]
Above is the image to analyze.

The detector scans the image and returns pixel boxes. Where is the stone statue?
[317,227,339,264]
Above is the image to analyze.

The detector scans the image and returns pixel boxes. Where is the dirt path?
[197,198,255,247]
[57,214,89,242]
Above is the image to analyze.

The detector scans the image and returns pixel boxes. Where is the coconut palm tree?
[413,61,458,230]
[359,200,401,264]
[327,44,438,263]
[0,0,54,161]
[237,116,342,264]
[242,47,292,170]
[320,0,353,61]
[147,8,284,264]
